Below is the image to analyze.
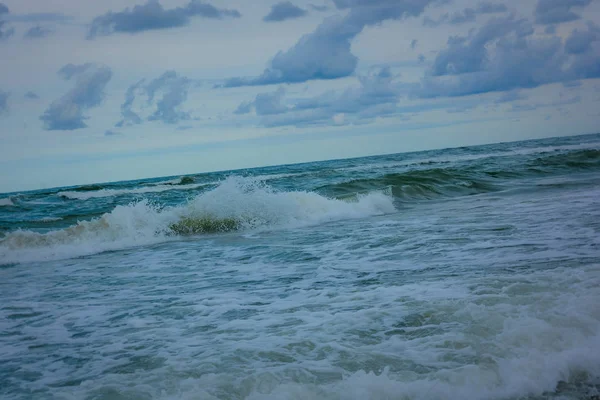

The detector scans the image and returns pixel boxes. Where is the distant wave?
[0,197,15,207]
[0,177,395,264]
[58,182,212,200]
[318,169,499,201]
[341,142,600,174]
[529,148,600,170]
[320,147,600,201]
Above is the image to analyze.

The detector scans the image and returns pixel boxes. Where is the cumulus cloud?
[235,67,406,127]
[222,0,437,87]
[264,2,307,22]
[534,0,593,25]
[40,63,113,130]
[416,15,600,98]
[117,71,193,126]
[0,90,9,115]
[24,25,53,39]
[423,2,507,27]
[88,0,240,38]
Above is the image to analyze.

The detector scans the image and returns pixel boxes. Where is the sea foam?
[0,177,395,264]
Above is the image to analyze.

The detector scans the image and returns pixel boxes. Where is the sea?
[1,133,600,400]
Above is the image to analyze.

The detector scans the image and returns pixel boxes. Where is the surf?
[0,177,395,264]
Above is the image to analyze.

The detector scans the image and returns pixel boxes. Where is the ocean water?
[1,133,600,400]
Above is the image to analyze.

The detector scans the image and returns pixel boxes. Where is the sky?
[0,0,599,192]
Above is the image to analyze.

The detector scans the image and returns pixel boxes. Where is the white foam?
[0,177,395,264]
[58,182,211,200]
[0,197,14,206]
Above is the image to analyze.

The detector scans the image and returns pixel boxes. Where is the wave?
[530,149,600,170]
[58,182,211,200]
[319,169,499,202]
[0,177,395,264]
[0,197,15,207]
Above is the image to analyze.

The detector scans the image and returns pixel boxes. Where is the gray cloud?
[24,25,53,39]
[509,94,581,112]
[0,20,14,40]
[534,0,592,25]
[410,39,418,49]
[104,129,121,136]
[24,91,39,100]
[88,0,240,38]
[0,90,8,115]
[147,71,192,124]
[235,67,406,127]
[416,15,600,99]
[0,3,8,15]
[116,79,144,127]
[476,1,508,14]
[222,0,436,87]
[495,90,528,103]
[423,1,507,27]
[40,63,113,130]
[309,4,328,12]
[565,22,600,54]
[117,71,193,126]
[264,2,307,22]
[3,13,73,23]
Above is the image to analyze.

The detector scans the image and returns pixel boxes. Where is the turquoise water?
[1,134,600,399]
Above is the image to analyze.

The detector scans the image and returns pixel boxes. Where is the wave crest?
[0,177,395,264]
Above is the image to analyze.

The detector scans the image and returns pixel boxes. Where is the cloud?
[263,2,307,22]
[147,71,192,124]
[88,0,240,38]
[416,15,600,98]
[0,20,14,40]
[116,79,144,127]
[565,22,600,54]
[476,1,508,14]
[104,129,121,136]
[3,13,73,23]
[0,90,8,115]
[534,0,592,25]
[24,91,40,100]
[0,3,8,15]
[410,39,418,49]
[40,63,113,130]
[235,87,288,115]
[24,25,53,39]
[423,2,507,27]
[309,4,328,12]
[222,0,436,87]
[235,67,406,127]
[494,90,528,103]
[117,71,193,126]
[509,94,581,112]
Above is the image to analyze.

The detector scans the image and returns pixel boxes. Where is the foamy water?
[1,134,600,400]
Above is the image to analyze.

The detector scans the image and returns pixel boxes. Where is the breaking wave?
[0,197,15,207]
[0,177,395,264]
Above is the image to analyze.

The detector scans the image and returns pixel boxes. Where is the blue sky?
[0,0,599,192]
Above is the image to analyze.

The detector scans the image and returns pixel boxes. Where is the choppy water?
[1,133,600,400]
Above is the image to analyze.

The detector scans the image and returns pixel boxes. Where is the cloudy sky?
[0,0,599,192]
